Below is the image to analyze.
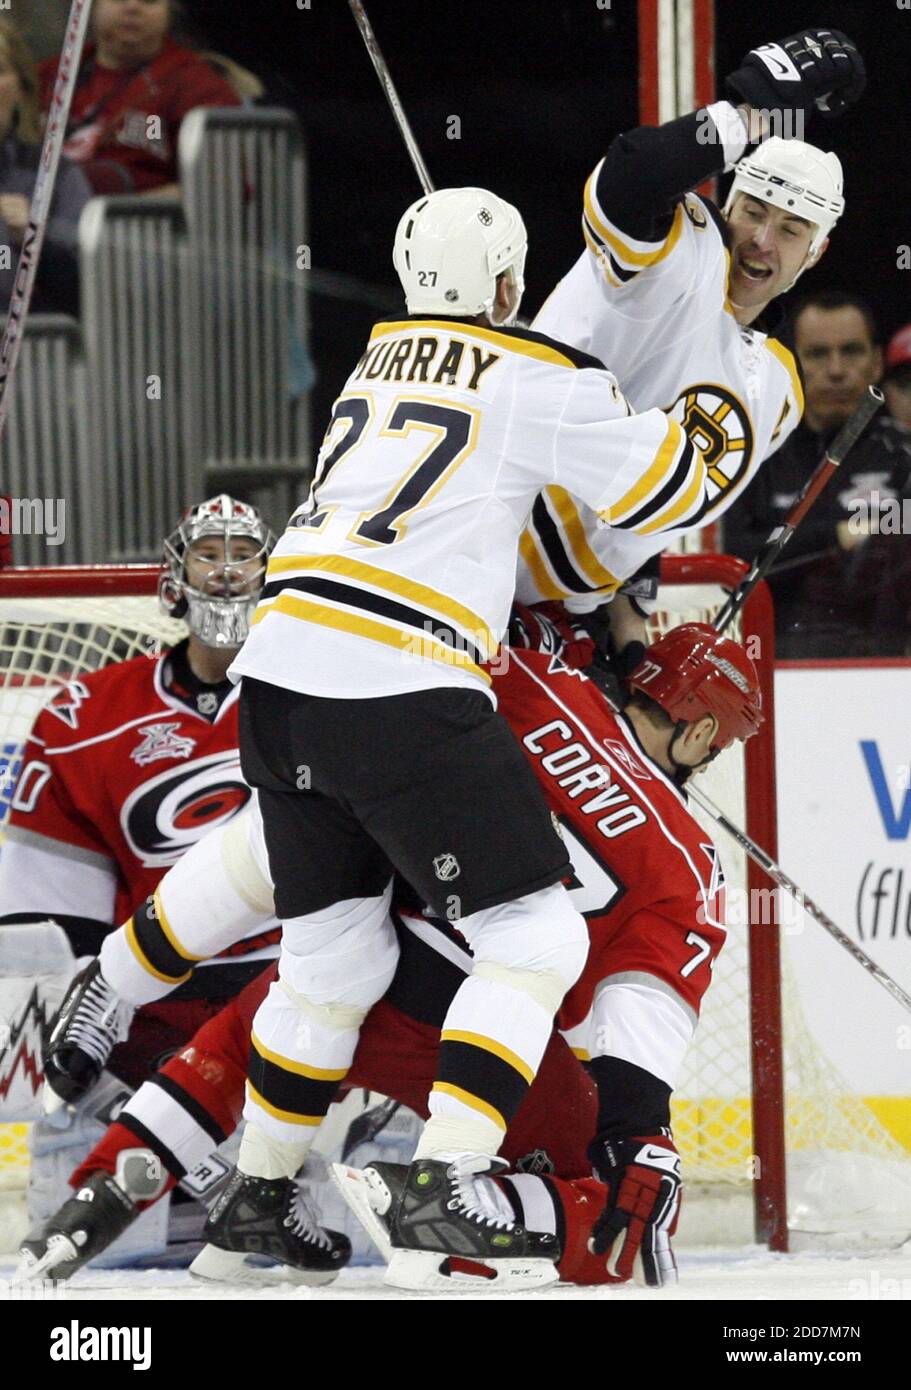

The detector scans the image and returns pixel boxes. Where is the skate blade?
[188,1242,339,1288]
[14,1233,78,1283]
[330,1163,395,1264]
[385,1248,559,1293]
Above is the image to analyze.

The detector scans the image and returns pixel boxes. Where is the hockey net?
[0,559,909,1255]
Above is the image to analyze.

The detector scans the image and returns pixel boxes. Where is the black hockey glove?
[585,634,647,710]
[588,1131,681,1286]
[725,29,866,123]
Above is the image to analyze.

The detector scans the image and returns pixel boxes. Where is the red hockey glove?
[588,1131,681,1286]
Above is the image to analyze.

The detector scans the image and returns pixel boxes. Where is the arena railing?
[0,315,91,566]
[179,106,312,522]
[79,195,203,561]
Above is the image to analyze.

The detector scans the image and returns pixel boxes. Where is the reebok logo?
[49,1321,151,1371]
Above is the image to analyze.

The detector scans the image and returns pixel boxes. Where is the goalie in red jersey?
[0,495,275,1263]
[17,610,762,1290]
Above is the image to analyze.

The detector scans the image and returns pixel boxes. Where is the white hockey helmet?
[393,187,527,325]
[724,137,845,260]
[159,494,275,649]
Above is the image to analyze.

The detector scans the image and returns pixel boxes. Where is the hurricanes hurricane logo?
[121,751,250,867]
[668,384,754,514]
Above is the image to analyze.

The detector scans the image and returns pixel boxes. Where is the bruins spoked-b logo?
[433,852,461,882]
[668,384,754,512]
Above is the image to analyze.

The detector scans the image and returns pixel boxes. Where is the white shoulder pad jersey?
[520,169,804,607]
[230,318,707,701]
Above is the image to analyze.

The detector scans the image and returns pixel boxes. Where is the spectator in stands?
[881,323,911,431]
[38,0,241,197]
[0,18,90,318]
[724,290,911,657]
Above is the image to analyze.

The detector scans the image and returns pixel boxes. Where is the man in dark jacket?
[723,289,911,657]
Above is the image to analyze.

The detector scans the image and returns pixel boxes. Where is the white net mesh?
[649,583,911,1247]
[0,587,186,1198]
[0,572,908,1250]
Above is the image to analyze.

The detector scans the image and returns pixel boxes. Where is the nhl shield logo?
[433,852,460,882]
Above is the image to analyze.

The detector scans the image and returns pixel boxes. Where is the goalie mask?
[627,623,763,756]
[159,495,274,649]
[393,187,527,325]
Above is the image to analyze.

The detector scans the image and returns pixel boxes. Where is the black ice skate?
[335,1155,560,1292]
[43,960,134,1106]
[189,1170,351,1287]
[15,1170,137,1282]
[331,1159,408,1263]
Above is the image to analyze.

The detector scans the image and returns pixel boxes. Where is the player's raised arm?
[583,28,864,278]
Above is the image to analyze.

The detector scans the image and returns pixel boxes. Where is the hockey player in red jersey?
[0,495,281,1264]
[19,614,762,1289]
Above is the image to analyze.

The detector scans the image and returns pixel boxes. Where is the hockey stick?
[689,784,911,1015]
[713,385,884,635]
[0,0,93,440]
[348,1,435,196]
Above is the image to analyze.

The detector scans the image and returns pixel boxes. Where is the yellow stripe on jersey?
[571,1046,592,1063]
[266,552,495,655]
[634,446,707,535]
[252,591,492,685]
[601,418,686,525]
[519,530,569,601]
[245,1082,324,1127]
[251,1033,348,1083]
[440,1030,536,1085]
[584,175,685,270]
[582,223,624,288]
[545,486,623,593]
[124,916,193,986]
[370,320,580,370]
[431,1081,507,1133]
[766,338,806,418]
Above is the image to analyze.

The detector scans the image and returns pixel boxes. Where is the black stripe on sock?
[148,1071,228,1148]
[130,899,195,983]
[248,1042,341,1121]
[115,1114,186,1182]
[437,1039,529,1129]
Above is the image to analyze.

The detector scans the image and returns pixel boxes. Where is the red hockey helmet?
[627,623,763,752]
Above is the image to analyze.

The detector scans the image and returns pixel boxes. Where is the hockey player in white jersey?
[525,27,866,646]
[195,186,712,1291]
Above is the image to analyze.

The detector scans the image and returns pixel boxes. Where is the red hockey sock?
[70,1120,180,1210]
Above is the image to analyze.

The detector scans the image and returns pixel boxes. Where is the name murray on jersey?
[353,328,503,394]
[233,317,708,702]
